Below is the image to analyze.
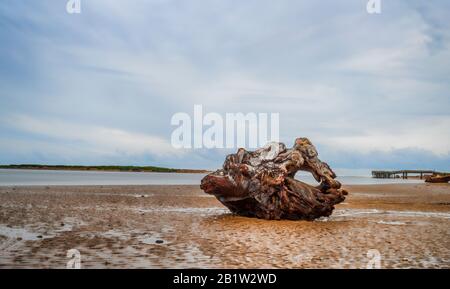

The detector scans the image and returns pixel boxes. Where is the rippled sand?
[0,183,449,268]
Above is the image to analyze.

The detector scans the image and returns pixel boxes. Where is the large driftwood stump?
[200,138,348,220]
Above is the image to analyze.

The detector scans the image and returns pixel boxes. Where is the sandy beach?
[0,183,449,268]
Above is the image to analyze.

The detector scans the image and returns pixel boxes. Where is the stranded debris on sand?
[201,138,348,220]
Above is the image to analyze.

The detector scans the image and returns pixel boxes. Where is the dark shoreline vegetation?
[0,164,210,174]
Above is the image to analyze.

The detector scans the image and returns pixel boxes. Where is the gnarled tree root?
[200,138,348,220]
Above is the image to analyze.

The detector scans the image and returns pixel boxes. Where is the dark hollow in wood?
[200,138,348,220]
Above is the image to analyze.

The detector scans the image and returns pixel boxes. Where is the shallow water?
[0,169,205,186]
[0,169,423,186]
[326,209,450,220]
[0,225,43,241]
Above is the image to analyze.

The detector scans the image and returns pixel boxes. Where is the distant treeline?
[0,164,209,174]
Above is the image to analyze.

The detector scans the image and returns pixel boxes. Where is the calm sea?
[0,169,423,186]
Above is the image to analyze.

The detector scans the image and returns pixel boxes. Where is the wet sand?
[0,183,449,268]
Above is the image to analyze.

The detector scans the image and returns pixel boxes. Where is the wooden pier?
[371,170,440,179]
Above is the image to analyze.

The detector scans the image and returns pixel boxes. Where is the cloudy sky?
[0,0,449,171]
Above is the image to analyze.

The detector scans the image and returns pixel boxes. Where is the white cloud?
[318,116,450,155]
[337,15,432,75]
[0,1,449,169]
[5,115,184,158]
